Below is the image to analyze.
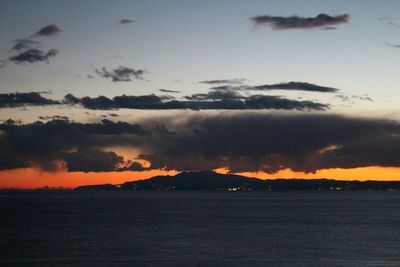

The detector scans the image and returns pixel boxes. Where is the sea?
[1,191,400,266]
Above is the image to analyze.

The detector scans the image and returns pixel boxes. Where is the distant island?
[75,171,400,191]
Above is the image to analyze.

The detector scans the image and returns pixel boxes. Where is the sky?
[1,0,400,188]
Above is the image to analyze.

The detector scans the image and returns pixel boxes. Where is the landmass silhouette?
[75,171,400,191]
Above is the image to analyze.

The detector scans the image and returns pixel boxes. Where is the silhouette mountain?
[75,171,400,191]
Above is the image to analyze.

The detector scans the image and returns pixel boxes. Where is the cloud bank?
[0,91,329,111]
[65,93,329,111]
[1,113,400,174]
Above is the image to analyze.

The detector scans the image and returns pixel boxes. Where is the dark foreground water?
[1,191,400,266]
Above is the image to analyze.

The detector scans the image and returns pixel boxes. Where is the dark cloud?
[86,75,95,79]
[64,93,81,104]
[9,48,58,64]
[0,60,6,68]
[66,94,166,110]
[5,24,60,67]
[253,82,339,93]
[119,19,135,24]
[11,39,42,52]
[2,114,400,174]
[244,95,327,110]
[120,161,148,171]
[66,93,328,111]
[138,113,400,173]
[0,89,328,112]
[159,89,180,93]
[95,66,147,82]
[0,92,59,108]
[199,79,246,85]
[0,119,147,172]
[63,147,124,172]
[251,13,349,30]
[33,24,62,37]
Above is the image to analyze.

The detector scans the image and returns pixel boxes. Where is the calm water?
[1,191,400,266]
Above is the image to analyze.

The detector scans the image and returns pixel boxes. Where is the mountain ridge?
[74,171,400,191]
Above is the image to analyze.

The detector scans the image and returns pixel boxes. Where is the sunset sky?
[1,0,400,188]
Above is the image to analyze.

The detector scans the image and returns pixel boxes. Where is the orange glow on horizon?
[1,166,400,189]
[0,168,178,189]
[224,166,400,181]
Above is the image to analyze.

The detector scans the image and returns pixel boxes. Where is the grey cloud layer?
[66,93,329,111]
[0,89,329,110]
[1,113,400,174]
[251,13,349,30]
[0,91,329,111]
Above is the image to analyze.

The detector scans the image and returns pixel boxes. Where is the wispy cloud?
[6,24,62,66]
[32,24,62,37]
[118,19,135,24]
[159,89,180,93]
[199,79,246,85]
[251,13,349,30]
[386,43,400,48]
[95,66,147,82]
[252,82,339,93]
[11,39,42,52]
[9,49,58,64]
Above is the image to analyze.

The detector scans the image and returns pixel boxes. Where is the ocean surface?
[1,191,400,266]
